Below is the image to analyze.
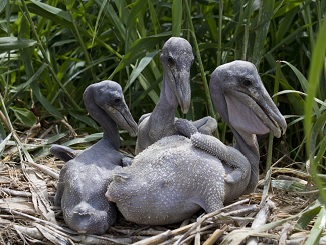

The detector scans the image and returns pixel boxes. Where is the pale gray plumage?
[175,118,249,184]
[54,80,138,235]
[209,60,286,200]
[135,37,216,154]
[106,60,287,225]
[50,144,82,162]
[135,37,193,154]
[107,135,225,225]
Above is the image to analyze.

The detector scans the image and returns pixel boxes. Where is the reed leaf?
[0,37,36,52]
[252,0,274,66]
[109,32,171,79]
[172,0,182,37]
[125,50,160,92]
[304,205,326,245]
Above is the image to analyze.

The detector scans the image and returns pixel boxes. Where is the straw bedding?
[0,129,324,245]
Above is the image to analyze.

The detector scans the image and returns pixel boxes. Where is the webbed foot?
[175,119,198,138]
[193,116,217,135]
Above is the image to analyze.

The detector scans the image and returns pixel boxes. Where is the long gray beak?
[174,69,191,114]
[105,104,138,137]
[239,89,286,138]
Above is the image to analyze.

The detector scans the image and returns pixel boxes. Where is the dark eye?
[167,56,175,66]
[113,97,122,104]
[242,79,252,86]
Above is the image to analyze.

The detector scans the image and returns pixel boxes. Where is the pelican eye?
[167,56,175,66]
[113,97,122,104]
[242,79,252,86]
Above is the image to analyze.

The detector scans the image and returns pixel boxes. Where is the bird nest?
[0,128,324,245]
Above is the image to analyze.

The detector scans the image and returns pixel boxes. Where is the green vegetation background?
[0,0,325,241]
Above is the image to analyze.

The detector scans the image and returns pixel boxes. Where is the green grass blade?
[129,75,162,110]
[203,4,218,43]
[125,50,160,92]
[137,73,160,104]
[18,46,64,119]
[0,37,36,52]
[62,133,103,146]
[281,61,308,93]
[94,0,126,43]
[0,132,12,156]
[29,0,72,24]
[252,0,274,66]
[274,1,303,18]
[297,200,322,229]
[109,32,171,79]
[68,110,98,129]
[184,0,216,135]
[275,8,297,43]
[305,205,326,245]
[127,0,147,36]
[8,64,46,103]
[276,90,326,108]
[305,17,326,205]
[21,0,82,112]
[30,82,64,119]
[92,0,107,46]
[27,1,121,59]
[147,0,161,35]
[266,60,281,171]
[310,110,326,153]
[242,0,253,60]
[314,133,326,175]
[217,1,223,65]
[172,0,182,37]
[266,23,313,56]
[0,0,7,13]
[10,107,37,127]
[281,61,320,116]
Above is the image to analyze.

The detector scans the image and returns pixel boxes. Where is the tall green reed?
[0,0,324,160]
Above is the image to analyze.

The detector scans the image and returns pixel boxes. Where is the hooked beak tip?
[274,121,287,138]
[179,91,191,114]
[279,116,287,136]
[281,124,287,136]
[180,103,190,114]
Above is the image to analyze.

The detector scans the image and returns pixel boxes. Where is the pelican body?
[106,61,287,225]
[54,80,138,235]
[135,37,216,154]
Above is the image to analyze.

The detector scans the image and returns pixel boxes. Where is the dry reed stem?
[0,130,321,244]
[0,187,32,197]
[246,197,275,245]
[133,224,193,245]
[23,160,59,180]
[279,223,294,245]
[202,224,227,245]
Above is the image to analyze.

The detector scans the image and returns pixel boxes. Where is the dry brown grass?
[0,128,324,245]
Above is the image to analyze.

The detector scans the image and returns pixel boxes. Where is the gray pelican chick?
[54,80,137,235]
[135,37,193,154]
[106,61,286,225]
[135,37,216,154]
